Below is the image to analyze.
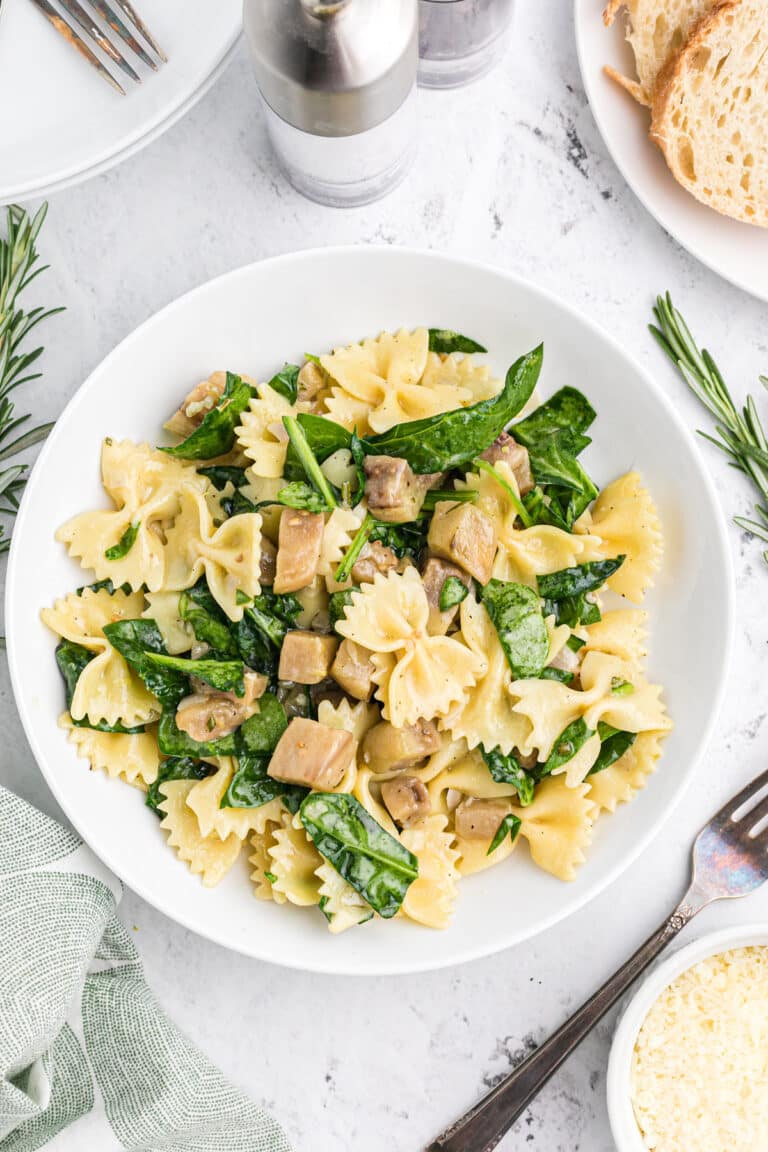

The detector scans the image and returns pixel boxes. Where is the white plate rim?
[573,0,768,303]
[5,246,735,974]
[0,27,241,204]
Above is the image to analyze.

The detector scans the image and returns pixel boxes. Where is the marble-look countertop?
[3,4,768,1149]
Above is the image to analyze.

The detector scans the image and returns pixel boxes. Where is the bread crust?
[650,0,768,227]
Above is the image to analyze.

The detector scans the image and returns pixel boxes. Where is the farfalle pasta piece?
[320,328,471,435]
[185,759,277,842]
[576,472,663,603]
[421,350,501,403]
[235,382,295,478]
[353,767,398,836]
[587,732,665,816]
[400,814,460,929]
[142,591,193,655]
[56,440,203,592]
[158,779,243,887]
[317,507,365,592]
[427,747,519,817]
[580,609,649,674]
[510,650,672,760]
[550,732,601,789]
[42,588,159,728]
[268,811,324,906]
[337,568,483,726]
[315,861,373,934]
[250,821,287,904]
[444,595,534,756]
[61,715,160,791]
[163,484,262,621]
[456,817,519,877]
[512,776,594,881]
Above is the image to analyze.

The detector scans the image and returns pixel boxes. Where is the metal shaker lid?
[243,0,417,137]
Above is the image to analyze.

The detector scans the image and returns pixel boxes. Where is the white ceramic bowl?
[6,247,733,974]
[608,923,768,1151]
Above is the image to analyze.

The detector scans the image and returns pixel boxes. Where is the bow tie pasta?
[43,331,671,933]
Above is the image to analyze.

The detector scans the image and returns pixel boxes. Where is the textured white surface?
[2,4,768,1148]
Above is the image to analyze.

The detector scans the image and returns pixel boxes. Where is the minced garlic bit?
[631,945,768,1150]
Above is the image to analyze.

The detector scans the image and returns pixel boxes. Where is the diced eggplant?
[259,537,277,586]
[454,797,509,841]
[421,555,472,635]
[427,501,497,584]
[164,371,226,438]
[361,718,441,774]
[268,717,355,789]
[381,775,431,828]
[278,631,338,684]
[481,432,534,496]
[363,456,440,524]
[351,540,399,584]
[331,638,376,701]
[297,360,326,402]
[274,509,324,593]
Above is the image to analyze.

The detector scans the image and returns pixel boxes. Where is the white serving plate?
[608,923,768,1151]
[6,247,733,975]
[0,0,241,203]
[575,0,768,301]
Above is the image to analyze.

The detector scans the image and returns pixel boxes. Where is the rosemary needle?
[650,291,768,565]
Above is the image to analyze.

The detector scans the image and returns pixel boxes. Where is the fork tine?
[711,766,768,825]
[58,0,141,84]
[87,0,158,70]
[740,792,768,838]
[27,0,125,93]
[111,0,167,62]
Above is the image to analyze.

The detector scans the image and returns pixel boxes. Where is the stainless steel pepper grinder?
[243,0,418,208]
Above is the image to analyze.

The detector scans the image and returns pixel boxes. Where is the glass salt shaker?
[243,0,418,208]
[418,0,515,88]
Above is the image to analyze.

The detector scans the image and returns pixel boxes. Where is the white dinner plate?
[6,247,733,975]
[575,0,768,301]
[0,0,240,204]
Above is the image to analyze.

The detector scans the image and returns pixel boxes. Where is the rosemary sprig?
[0,203,61,555]
[650,291,768,563]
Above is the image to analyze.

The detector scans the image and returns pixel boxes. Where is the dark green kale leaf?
[160,373,253,460]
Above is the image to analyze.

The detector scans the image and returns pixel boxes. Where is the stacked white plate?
[0,0,241,202]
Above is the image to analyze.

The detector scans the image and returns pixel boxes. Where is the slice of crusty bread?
[604,0,714,104]
[650,0,768,226]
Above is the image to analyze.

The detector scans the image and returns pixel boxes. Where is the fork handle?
[428,885,710,1152]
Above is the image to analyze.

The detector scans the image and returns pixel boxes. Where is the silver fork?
[27,0,166,95]
[428,767,768,1152]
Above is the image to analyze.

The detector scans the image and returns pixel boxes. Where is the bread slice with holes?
[603,0,715,104]
[650,0,768,226]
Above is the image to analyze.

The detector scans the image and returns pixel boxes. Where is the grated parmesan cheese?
[631,946,768,1150]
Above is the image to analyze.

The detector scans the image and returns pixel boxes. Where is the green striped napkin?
[0,785,291,1152]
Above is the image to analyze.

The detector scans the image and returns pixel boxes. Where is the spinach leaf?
[590,723,636,775]
[439,575,469,612]
[76,578,132,596]
[103,619,188,708]
[234,591,301,674]
[428,329,487,355]
[369,517,429,562]
[539,667,574,684]
[105,521,139,561]
[487,813,522,856]
[329,588,356,631]
[146,757,216,816]
[238,694,288,753]
[143,653,245,695]
[273,481,329,513]
[566,634,586,652]
[282,415,337,509]
[522,486,571,531]
[348,430,367,507]
[539,718,594,778]
[481,745,535,806]
[420,489,478,511]
[363,345,542,474]
[178,587,238,658]
[55,639,144,734]
[160,373,253,460]
[267,363,300,404]
[538,557,626,602]
[300,792,418,919]
[198,465,249,491]
[284,413,351,480]
[480,579,550,678]
[221,754,305,813]
[512,386,596,443]
[157,710,238,757]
